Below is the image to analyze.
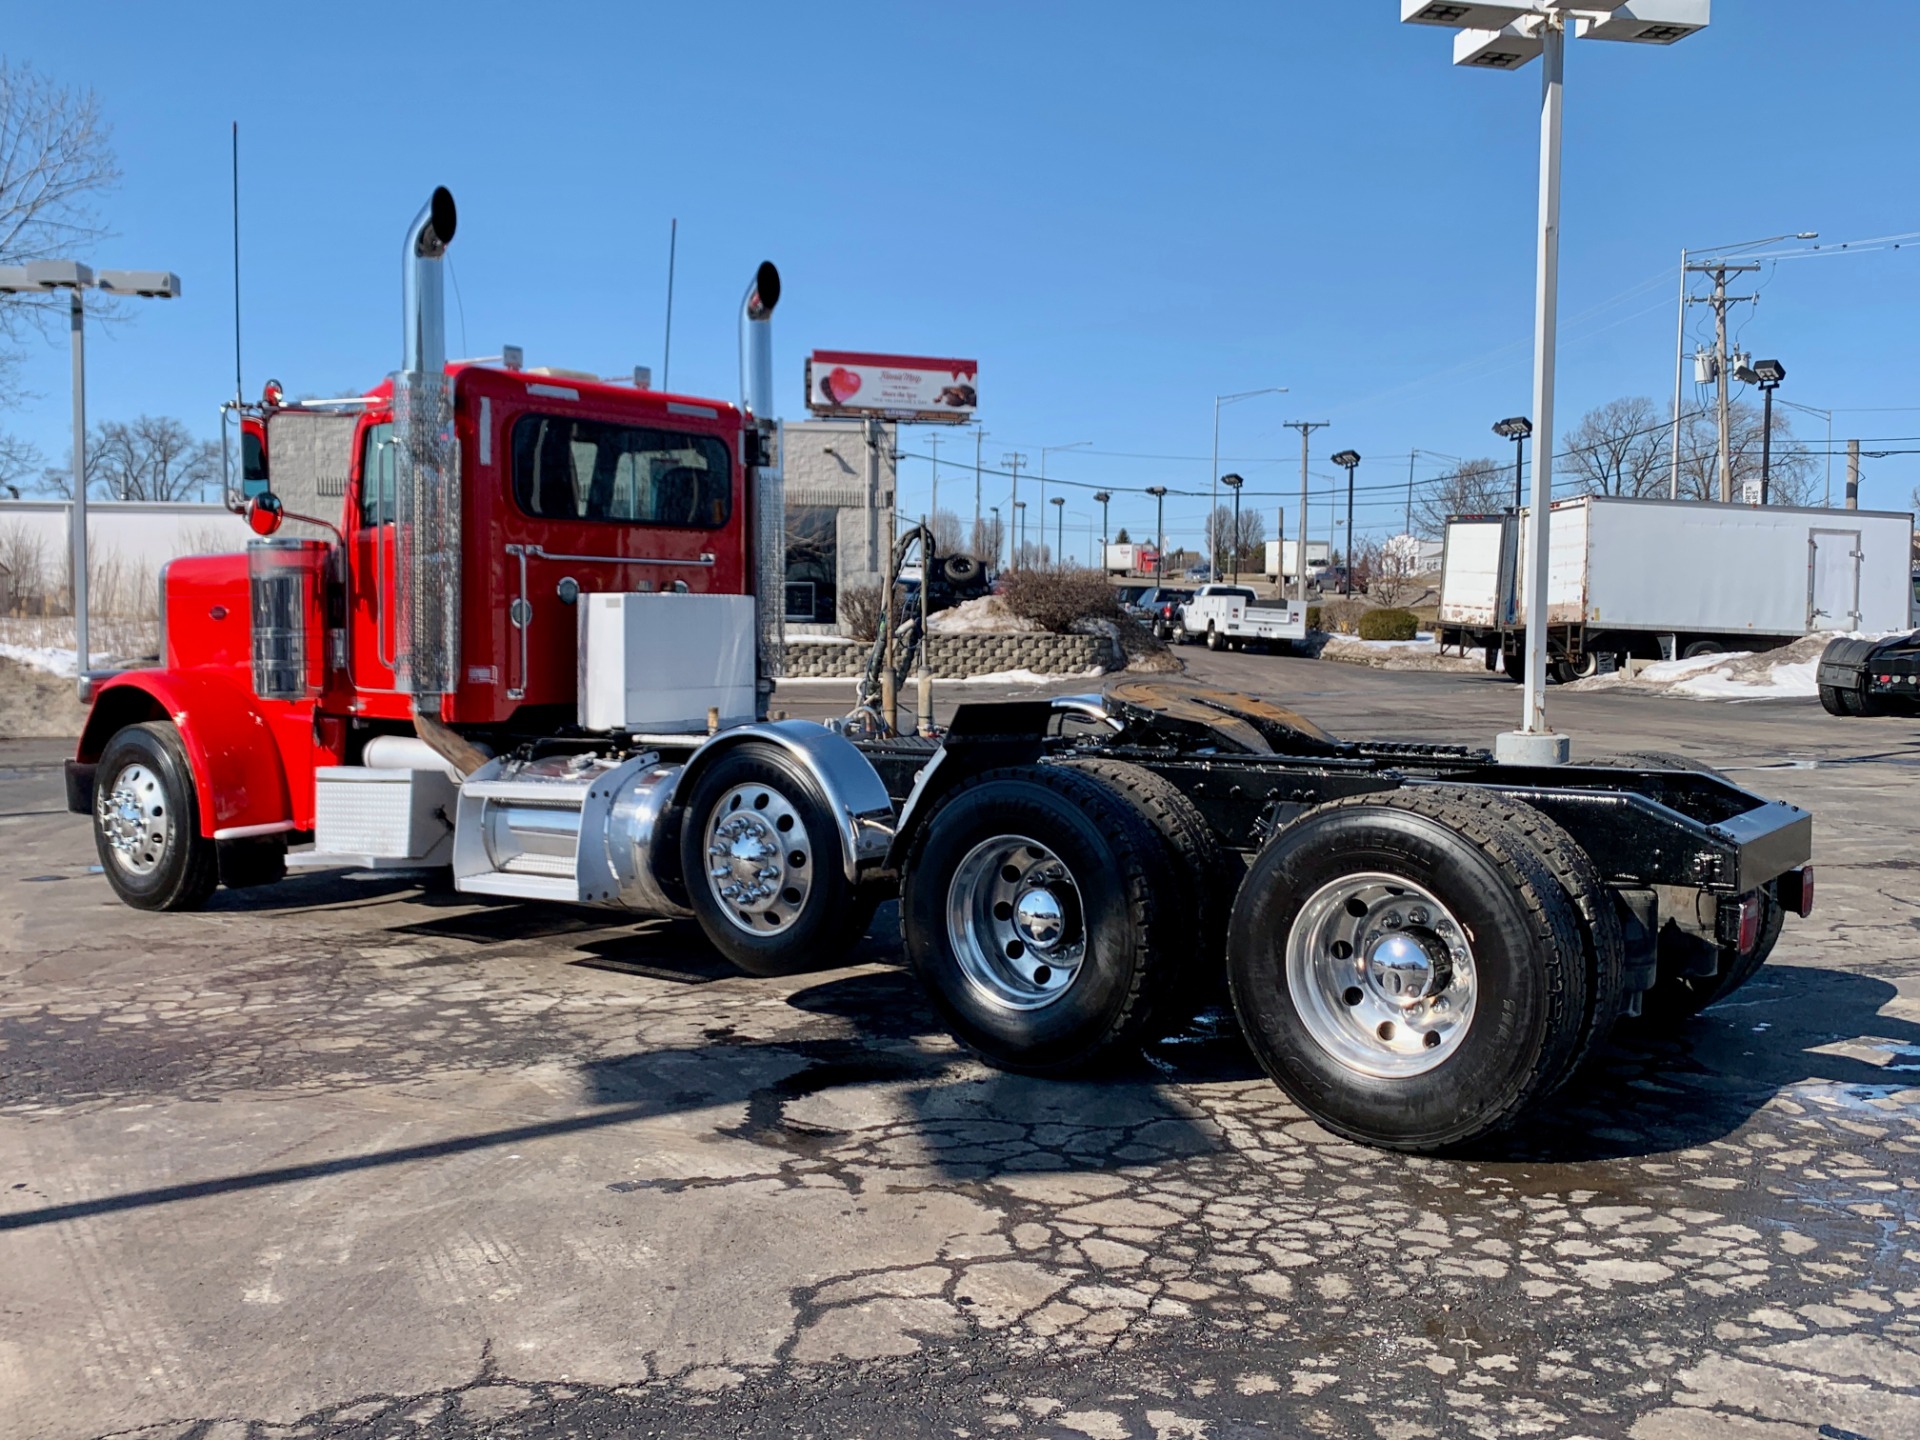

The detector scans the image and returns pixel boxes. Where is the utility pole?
[1405,450,1416,536]
[972,425,986,556]
[1846,439,1860,510]
[1146,486,1168,584]
[1285,421,1329,607]
[1002,452,1027,567]
[927,430,941,537]
[1685,260,1759,502]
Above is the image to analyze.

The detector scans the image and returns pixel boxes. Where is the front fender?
[679,720,895,883]
[78,671,292,838]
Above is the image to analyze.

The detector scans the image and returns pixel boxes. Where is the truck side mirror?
[247,493,285,537]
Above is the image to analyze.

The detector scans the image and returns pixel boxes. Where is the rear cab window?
[510,414,731,528]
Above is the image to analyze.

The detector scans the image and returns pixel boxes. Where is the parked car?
[1138,587,1196,640]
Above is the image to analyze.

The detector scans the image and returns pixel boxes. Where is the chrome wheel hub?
[947,835,1086,1011]
[98,762,170,877]
[703,783,813,935]
[1286,872,1477,1078]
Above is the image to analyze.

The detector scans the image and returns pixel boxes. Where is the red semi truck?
[64,185,1816,1154]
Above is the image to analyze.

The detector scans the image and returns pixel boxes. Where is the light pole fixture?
[1039,441,1091,534]
[1329,452,1362,595]
[1146,486,1169,583]
[1492,417,1532,510]
[1211,388,1287,582]
[1013,499,1028,563]
[1093,490,1112,563]
[1670,232,1814,497]
[989,506,1001,569]
[1733,357,1785,504]
[1220,473,1245,583]
[0,260,182,695]
[1402,0,1709,765]
[1050,495,1066,565]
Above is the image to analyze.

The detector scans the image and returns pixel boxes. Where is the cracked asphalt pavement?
[2,653,1918,1439]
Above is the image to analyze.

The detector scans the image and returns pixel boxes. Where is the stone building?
[781,418,896,634]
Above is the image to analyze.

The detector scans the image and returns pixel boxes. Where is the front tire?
[92,722,219,912]
[679,744,856,977]
[1226,791,1589,1152]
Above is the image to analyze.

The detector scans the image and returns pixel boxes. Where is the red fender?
[77,671,293,838]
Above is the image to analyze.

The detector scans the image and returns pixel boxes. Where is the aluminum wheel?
[702,782,815,936]
[1286,871,1478,1078]
[98,762,171,877]
[947,834,1087,1011]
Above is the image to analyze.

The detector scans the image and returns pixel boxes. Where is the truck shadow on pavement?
[2,954,1909,1233]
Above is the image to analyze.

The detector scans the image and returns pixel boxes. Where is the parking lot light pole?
[1493,417,1532,508]
[1094,490,1111,563]
[1051,496,1066,565]
[1146,486,1168,583]
[1221,474,1245,583]
[1734,358,1786,503]
[1013,500,1027,562]
[1401,0,1709,764]
[1211,388,1287,582]
[0,261,182,696]
[1330,452,1361,595]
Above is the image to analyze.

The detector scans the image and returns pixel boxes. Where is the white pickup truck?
[1178,584,1307,653]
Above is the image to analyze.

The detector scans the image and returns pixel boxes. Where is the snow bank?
[0,643,86,678]
[1566,633,1859,702]
[927,595,1041,634]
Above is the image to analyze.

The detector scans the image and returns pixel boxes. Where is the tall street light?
[1051,495,1066,565]
[1670,231,1814,497]
[1402,0,1709,765]
[1093,490,1112,567]
[1330,452,1361,595]
[1211,388,1287,582]
[989,506,1001,568]
[1013,500,1027,562]
[0,260,182,694]
[1733,357,1785,504]
[1146,486,1168,583]
[1493,416,1532,508]
[1221,474,1245,583]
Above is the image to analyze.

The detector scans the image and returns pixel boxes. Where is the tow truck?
[65,188,1815,1153]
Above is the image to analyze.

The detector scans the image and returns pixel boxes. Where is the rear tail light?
[1777,865,1814,919]
[1735,892,1764,954]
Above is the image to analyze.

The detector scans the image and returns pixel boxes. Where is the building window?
[786,506,838,623]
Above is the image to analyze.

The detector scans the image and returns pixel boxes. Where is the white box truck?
[1262,538,1330,585]
[1437,495,1915,682]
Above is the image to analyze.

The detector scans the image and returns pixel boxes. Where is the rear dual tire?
[1227,790,1612,1153]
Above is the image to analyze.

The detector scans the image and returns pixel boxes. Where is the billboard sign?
[805,351,977,423]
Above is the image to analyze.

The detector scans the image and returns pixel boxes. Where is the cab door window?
[358,422,396,527]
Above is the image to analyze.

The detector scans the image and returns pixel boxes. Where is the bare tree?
[969,513,1004,566]
[1365,533,1425,608]
[1205,504,1268,575]
[39,415,220,500]
[1672,401,1815,507]
[927,507,967,554]
[1413,458,1510,538]
[1563,396,1668,497]
[0,428,39,495]
[0,61,120,407]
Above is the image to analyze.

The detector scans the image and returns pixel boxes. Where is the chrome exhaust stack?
[392,187,463,713]
[739,260,780,423]
[739,262,785,711]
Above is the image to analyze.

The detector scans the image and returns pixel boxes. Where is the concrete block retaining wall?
[782,632,1119,680]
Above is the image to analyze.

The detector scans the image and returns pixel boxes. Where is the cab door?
[347,420,401,695]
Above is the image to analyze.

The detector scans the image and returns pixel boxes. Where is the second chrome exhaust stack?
[739,261,781,423]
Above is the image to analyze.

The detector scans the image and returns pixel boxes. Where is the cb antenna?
[231,121,243,408]
[662,217,677,392]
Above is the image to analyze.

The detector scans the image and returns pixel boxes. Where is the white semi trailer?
[1437,495,1915,681]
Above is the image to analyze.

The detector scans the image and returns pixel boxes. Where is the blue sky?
[4,1,1916,555]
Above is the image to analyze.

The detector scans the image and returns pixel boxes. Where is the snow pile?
[927,595,1041,634]
[0,642,85,678]
[1317,633,1484,673]
[1567,632,1847,702]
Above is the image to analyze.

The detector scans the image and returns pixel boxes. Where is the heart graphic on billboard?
[824,367,862,405]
